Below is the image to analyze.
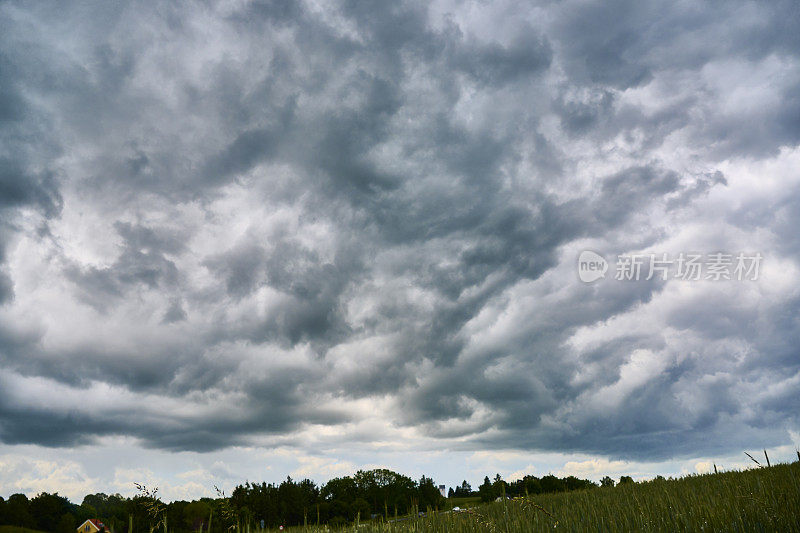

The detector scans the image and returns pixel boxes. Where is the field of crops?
[278,462,800,532]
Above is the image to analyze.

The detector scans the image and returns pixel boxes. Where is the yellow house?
[76,519,105,533]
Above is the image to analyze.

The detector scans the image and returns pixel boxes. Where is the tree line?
[0,469,608,532]
[471,472,629,502]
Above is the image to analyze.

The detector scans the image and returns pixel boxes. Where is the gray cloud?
[0,0,798,466]
[64,222,182,311]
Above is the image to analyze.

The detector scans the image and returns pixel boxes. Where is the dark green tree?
[6,493,35,528]
[321,476,357,504]
[328,499,350,523]
[453,480,472,497]
[351,498,370,521]
[56,512,77,533]
[564,476,596,491]
[540,475,565,493]
[30,492,73,531]
[417,476,444,511]
[492,474,508,499]
[478,476,495,502]
[523,475,542,495]
[183,500,211,531]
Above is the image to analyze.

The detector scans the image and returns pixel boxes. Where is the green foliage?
[447,496,481,508]
[134,483,168,532]
[29,492,72,532]
[182,500,210,531]
[0,527,49,533]
[477,476,494,502]
[478,473,596,502]
[226,468,437,527]
[5,495,34,529]
[4,462,798,532]
[539,475,565,494]
[452,481,472,498]
[81,493,128,529]
[417,476,445,511]
[276,462,800,532]
[351,498,370,520]
[2,470,594,531]
[55,513,75,533]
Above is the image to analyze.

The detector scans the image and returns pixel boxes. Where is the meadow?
[277,462,800,532]
[3,462,798,532]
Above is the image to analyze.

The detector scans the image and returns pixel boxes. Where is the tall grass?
[263,462,800,532]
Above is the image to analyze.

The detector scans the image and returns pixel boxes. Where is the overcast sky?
[1,0,800,502]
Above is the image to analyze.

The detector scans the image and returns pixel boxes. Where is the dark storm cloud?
[0,49,63,303]
[450,32,552,86]
[554,88,615,135]
[64,222,182,311]
[162,299,188,323]
[397,275,667,432]
[0,0,798,461]
[552,0,800,158]
[204,241,268,300]
[0,159,61,217]
[0,368,347,451]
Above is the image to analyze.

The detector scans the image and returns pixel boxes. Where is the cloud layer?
[1,0,799,474]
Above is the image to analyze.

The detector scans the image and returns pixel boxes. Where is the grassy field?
[0,527,48,533]
[444,496,481,509]
[278,462,800,532]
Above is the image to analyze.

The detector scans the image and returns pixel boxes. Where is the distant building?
[77,519,105,533]
[439,484,447,498]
